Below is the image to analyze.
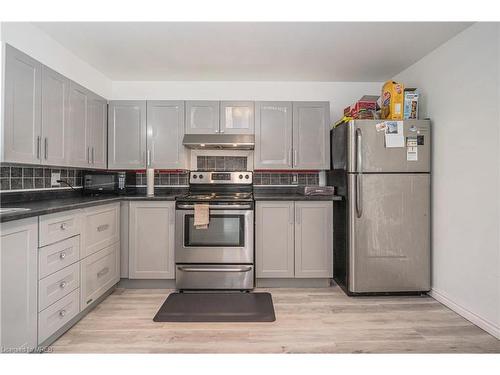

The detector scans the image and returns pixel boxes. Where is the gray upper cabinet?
[254,102,293,169]
[87,93,107,169]
[108,101,147,169]
[147,101,186,169]
[67,82,91,168]
[185,101,219,134]
[220,101,254,134]
[256,201,295,278]
[294,201,333,278]
[41,66,70,166]
[292,102,330,170]
[3,45,42,164]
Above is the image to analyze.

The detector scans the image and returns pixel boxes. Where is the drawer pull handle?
[97,267,109,278]
[97,224,109,232]
[59,281,67,289]
[59,309,66,318]
[59,252,67,260]
[60,223,68,230]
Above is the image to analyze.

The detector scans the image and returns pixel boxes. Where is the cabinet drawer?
[38,263,80,312]
[38,288,79,344]
[39,210,82,247]
[80,242,119,309]
[39,235,80,278]
[82,203,119,258]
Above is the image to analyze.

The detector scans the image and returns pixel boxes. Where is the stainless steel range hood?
[182,134,255,150]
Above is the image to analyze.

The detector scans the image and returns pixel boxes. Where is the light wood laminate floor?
[50,287,500,353]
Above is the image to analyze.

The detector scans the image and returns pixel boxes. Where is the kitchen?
[0,10,499,372]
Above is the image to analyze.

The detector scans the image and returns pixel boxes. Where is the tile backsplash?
[197,156,247,171]
[254,171,319,186]
[1,164,84,191]
[133,171,189,186]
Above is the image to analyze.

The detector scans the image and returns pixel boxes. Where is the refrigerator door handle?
[356,128,362,173]
[355,174,363,218]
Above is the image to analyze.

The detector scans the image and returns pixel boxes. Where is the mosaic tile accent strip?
[134,171,189,186]
[253,172,319,186]
[0,163,84,191]
[197,156,247,171]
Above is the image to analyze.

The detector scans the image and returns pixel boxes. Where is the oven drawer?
[176,264,254,290]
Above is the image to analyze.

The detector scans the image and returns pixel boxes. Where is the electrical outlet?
[291,174,298,184]
[51,172,61,187]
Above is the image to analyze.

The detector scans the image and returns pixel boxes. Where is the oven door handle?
[176,203,252,210]
[177,266,253,273]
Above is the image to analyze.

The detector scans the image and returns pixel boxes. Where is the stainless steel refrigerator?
[327,119,431,295]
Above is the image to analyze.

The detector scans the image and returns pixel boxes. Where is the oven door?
[175,207,254,264]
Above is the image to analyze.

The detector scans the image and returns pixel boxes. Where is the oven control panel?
[190,171,253,184]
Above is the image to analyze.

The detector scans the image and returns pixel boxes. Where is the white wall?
[0,22,112,98]
[395,22,500,339]
[111,81,382,123]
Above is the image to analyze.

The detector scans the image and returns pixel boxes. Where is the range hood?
[182,134,255,150]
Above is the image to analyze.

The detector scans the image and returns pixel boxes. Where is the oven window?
[184,215,244,247]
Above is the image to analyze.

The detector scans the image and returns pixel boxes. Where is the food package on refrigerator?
[381,80,404,120]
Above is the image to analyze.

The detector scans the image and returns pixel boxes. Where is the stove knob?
[199,174,203,179]
[239,174,243,179]
[245,174,249,179]
[193,174,197,179]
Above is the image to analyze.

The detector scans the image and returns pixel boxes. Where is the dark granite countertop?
[253,192,342,201]
[0,191,184,223]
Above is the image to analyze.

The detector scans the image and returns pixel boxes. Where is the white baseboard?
[430,288,500,340]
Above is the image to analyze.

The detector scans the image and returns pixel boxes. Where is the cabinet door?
[255,201,294,278]
[0,217,38,351]
[294,201,333,278]
[108,101,147,169]
[129,201,175,279]
[3,45,42,164]
[147,101,186,169]
[220,101,254,134]
[41,66,70,166]
[254,102,293,169]
[292,102,330,170]
[87,94,107,169]
[185,101,219,134]
[67,81,91,167]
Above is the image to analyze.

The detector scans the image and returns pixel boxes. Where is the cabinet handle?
[288,148,293,167]
[293,149,298,167]
[87,147,91,164]
[59,281,67,289]
[44,138,48,160]
[59,309,66,318]
[36,136,41,159]
[97,224,109,232]
[296,207,301,224]
[288,205,294,225]
[59,251,66,260]
[97,267,109,278]
[92,147,95,164]
[146,149,151,166]
[60,222,68,230]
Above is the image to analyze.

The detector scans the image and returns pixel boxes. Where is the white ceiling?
[33,22,472,82]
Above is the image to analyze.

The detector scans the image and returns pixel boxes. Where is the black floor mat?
[153,292,276,322]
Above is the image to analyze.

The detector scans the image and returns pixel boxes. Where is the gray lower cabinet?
[3,45,42,164]
[254,102,293,169]
[255,201,295,278]
[147,101,186,169]
[255,201,333,279]
[108,101,147,169]
[185,101,220,134]
[0,217,38,351]
[294,201,333,278]
[292,102,330,170]
[41,65,70,166]
[128,201,175,279]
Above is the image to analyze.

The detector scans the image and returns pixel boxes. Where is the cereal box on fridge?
[381,80,404,120]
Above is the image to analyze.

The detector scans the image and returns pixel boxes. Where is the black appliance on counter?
[83,171,127,195]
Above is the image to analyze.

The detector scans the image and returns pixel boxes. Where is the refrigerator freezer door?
[347,120,431,173]
[348,173,430,293]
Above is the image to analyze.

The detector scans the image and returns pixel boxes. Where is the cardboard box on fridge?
[381,80,404,120]
[343,95,379,118]
[403,88,419,119]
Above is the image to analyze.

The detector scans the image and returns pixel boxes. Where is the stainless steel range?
[175,171,254,290]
